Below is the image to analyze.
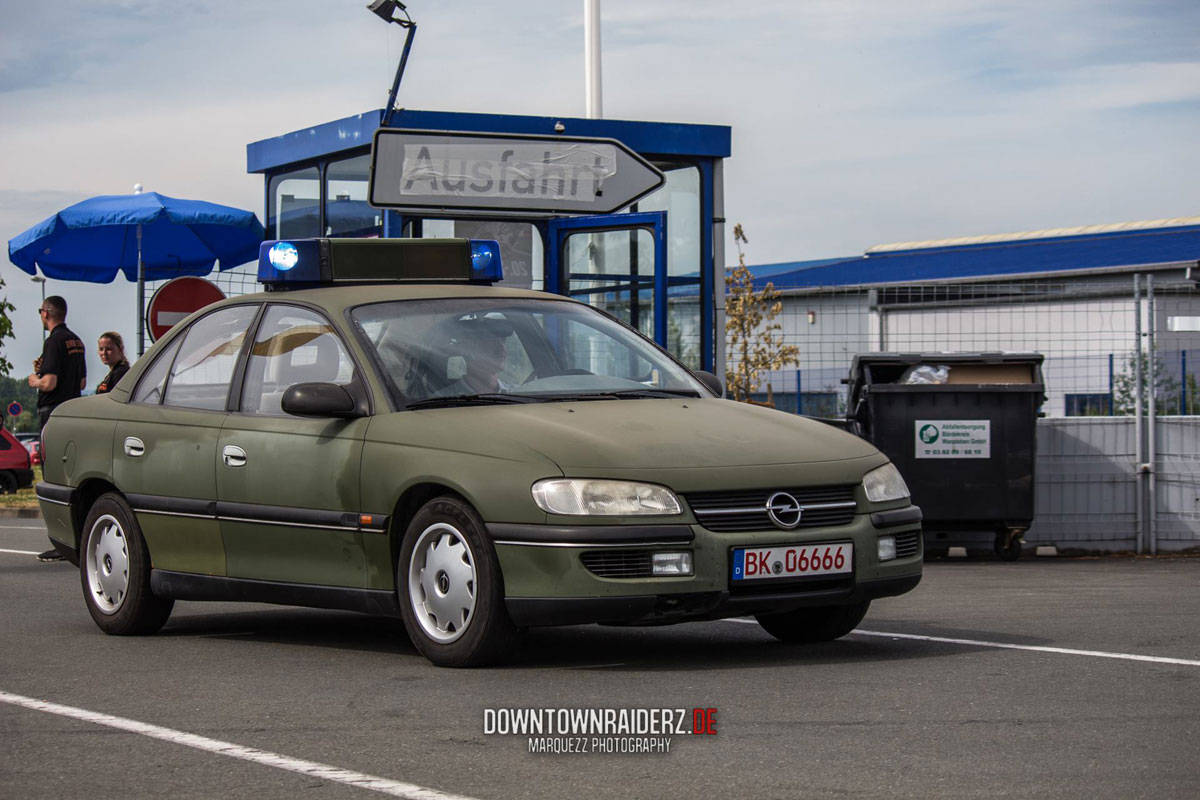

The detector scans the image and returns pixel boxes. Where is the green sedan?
[37,238,921,667]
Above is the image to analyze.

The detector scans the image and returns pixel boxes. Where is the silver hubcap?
[86,514,129,615]
[408,522,477,644]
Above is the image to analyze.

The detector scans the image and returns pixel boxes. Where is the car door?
[216,303,371,588]
[113,304,261,577]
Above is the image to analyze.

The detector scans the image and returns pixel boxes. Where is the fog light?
[652,552,693,576]
[878,535,897,562]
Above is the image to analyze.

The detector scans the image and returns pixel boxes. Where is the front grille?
[895,530,921,559]
[683,486,858,532]
[581,551,653,579]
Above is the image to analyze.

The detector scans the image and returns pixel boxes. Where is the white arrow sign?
[369,129,665,215]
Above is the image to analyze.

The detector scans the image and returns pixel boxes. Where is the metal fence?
[729,269,1200,553]
[741,271,1200,420]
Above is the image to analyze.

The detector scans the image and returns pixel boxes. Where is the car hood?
[376,397,879,471]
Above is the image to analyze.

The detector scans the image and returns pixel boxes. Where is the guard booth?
[246,109,731,373]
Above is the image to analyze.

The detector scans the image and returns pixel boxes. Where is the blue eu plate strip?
[731,549,745,581]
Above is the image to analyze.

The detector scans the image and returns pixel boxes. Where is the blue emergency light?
[257,238,504,287]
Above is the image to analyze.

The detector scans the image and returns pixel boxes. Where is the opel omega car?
[37,238,922,667]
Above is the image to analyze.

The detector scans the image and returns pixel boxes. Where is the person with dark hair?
[28,294,86,562]
[95,331,130,394]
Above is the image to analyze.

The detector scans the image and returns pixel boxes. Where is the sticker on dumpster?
[914,420,990,458]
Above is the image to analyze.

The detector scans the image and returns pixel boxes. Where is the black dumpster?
[845,352,1045,560]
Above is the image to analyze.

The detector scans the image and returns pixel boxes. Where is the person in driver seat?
[437,315,513,396]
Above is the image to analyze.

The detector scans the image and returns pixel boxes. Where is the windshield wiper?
[576,388,702,400]
[404,393,541,410]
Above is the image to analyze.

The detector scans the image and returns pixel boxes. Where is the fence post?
[1134,274,1144,555]
[1148,273,1157,555]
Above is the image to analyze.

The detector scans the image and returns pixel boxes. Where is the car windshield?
[351,297,707,407]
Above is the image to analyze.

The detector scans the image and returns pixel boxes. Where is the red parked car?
[0,428,34,494]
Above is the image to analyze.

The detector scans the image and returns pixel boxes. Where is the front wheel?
[755,601,870,643]
[397,496,518,667]
[0,471,18,495]
[80,493,173,635]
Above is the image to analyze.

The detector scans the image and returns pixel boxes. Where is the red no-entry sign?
[146,277,226,342]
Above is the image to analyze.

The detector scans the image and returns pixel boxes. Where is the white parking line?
[0,691,479,800]
[722,618,1200,666]
[850,629,1200,667]
[0,548,40,555]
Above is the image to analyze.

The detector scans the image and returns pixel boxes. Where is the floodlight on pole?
[368,0,418,128]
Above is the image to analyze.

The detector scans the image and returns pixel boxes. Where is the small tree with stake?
[725,224,799,404]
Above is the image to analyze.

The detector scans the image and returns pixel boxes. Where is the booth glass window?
[634,165,701,368]
[566,228,656,339]
[416,219,544,292]
[325,154,383,238]
[269,167,320,239]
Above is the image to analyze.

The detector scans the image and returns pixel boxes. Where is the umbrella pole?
[136,223,145,357]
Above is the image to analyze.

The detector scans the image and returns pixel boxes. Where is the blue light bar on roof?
[257,238,504,287]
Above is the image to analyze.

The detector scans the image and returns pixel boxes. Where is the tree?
[0,274,15,376]
[1112,350,1180,416]
[725,224,799,403]
[0,375,38,431]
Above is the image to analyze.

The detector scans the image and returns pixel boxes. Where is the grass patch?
[0,466,42,508]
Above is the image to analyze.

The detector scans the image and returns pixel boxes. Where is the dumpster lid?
[844,352,1046,418]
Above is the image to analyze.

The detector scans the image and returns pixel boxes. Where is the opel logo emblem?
[766,491,803,529]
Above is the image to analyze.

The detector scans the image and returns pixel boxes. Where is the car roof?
[215,282,573,316]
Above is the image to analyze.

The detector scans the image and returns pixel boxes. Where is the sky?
[1,0,1198,382]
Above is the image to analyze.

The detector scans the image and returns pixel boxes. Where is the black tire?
[80,493,173,635]
[994,533,1023,561]
[755,600,870,643]
[0,471,18,495]
[397,496,518,667]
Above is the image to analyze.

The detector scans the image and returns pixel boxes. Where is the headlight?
[532,479,682,516]
[863,463,910,503]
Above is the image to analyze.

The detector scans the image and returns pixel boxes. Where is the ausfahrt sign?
[368,129,665,215]
[147,277,226,342]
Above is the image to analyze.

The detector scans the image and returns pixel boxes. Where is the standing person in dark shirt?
[95,331,130,394]
[28,295,86,562]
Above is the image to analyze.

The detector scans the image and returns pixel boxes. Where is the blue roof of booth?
[247,109,732,173]
[750,219,1200,290]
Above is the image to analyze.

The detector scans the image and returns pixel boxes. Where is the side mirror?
[281,382,361,419]
[693,370,724,398]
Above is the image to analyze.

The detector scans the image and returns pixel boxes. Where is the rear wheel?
[397,496,518,667]
[756,601,870,643]
[0,471,17,495]
[80,493,173,635]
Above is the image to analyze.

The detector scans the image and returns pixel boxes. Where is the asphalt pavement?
[1,519,1197,799]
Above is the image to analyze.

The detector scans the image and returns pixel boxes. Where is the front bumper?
[491,506,922,628]
[505,573,921,627]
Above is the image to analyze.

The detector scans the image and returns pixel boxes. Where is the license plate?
[731,542,853,581]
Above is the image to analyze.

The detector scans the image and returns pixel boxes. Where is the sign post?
[146,277,226,342]
[368,129,664,215]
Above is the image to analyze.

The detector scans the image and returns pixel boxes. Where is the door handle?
[222,445,247,468]
[124,437,145,457]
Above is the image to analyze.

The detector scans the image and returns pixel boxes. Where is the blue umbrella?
[7,190,265,354]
